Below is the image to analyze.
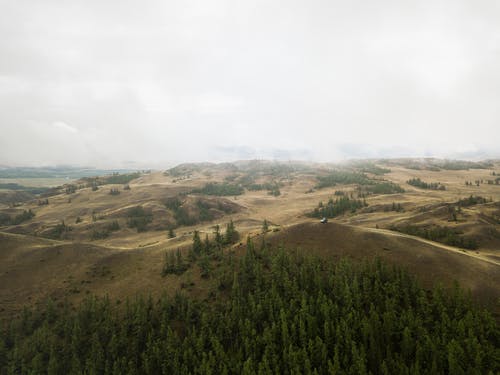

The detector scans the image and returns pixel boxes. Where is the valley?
[0,158,499,319]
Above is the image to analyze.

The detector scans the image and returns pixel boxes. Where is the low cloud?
[52,121,78,133]
[0,1,499,167]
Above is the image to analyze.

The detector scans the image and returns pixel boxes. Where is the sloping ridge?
[266,221,500,309]
[0,232,179,319]
[0,232,121,315]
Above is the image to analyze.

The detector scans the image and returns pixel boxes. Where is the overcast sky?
[1,0,499,167]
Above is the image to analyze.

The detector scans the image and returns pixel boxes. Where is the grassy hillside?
[0,158,499,322]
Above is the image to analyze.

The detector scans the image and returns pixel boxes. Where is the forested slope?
[1,241,498,374]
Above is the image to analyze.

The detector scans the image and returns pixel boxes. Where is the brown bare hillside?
[0,233,154,315]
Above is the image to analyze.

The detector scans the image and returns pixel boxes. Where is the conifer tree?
[192,230,202,255]
[214,225,223,247]
[262,219,269,233]
[225,220,239,245]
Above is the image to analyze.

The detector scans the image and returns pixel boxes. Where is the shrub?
[109,188,121,195]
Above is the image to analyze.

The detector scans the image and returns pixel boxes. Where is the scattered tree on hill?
[390,224,479,250]
[165,197,236,228]
[126,206,152,232]
[162,249,187,275]
[456,195,488,207]
[268,186,281,196]
[193,182,244,196]
[198,255,211,278]
[65,184,77,194]
[190,230,203,260]
[109,188,120,195]
[46,220,72,239]
[359,163,391,175]
[365,182,405,194]
[9,209,35,225]
[214,224,223,247]
[407,178,445,190]
[90,229,109,240]
[107,220,120,231]
[102,172,141,185]
[224,219,239,245]
[203,234,211,254]
[309,196,367,219]
[316,171,372,188]
[90,221,120,240]
[167,228,176,238]
[262,219,269,233]
[385,202,403,212]
[0,213,10,226]
[184,222,240,265]
[0,209,36,226]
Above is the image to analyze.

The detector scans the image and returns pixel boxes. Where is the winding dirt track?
[362,226,500,267]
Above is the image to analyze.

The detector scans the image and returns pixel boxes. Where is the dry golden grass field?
[0,159,499,318]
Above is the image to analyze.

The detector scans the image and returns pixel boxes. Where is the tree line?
[407,178,445,190]
[309,196,367,219]
[316,171,372,189]
[192,183,244,196]
[163,220,240,277]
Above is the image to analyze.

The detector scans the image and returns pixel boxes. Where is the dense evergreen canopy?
[1,242,498,374]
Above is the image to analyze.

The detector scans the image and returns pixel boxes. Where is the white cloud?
[0,0,499,166]
[52,121,78,133]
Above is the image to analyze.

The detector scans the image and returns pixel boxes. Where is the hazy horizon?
[1,1,499,167]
